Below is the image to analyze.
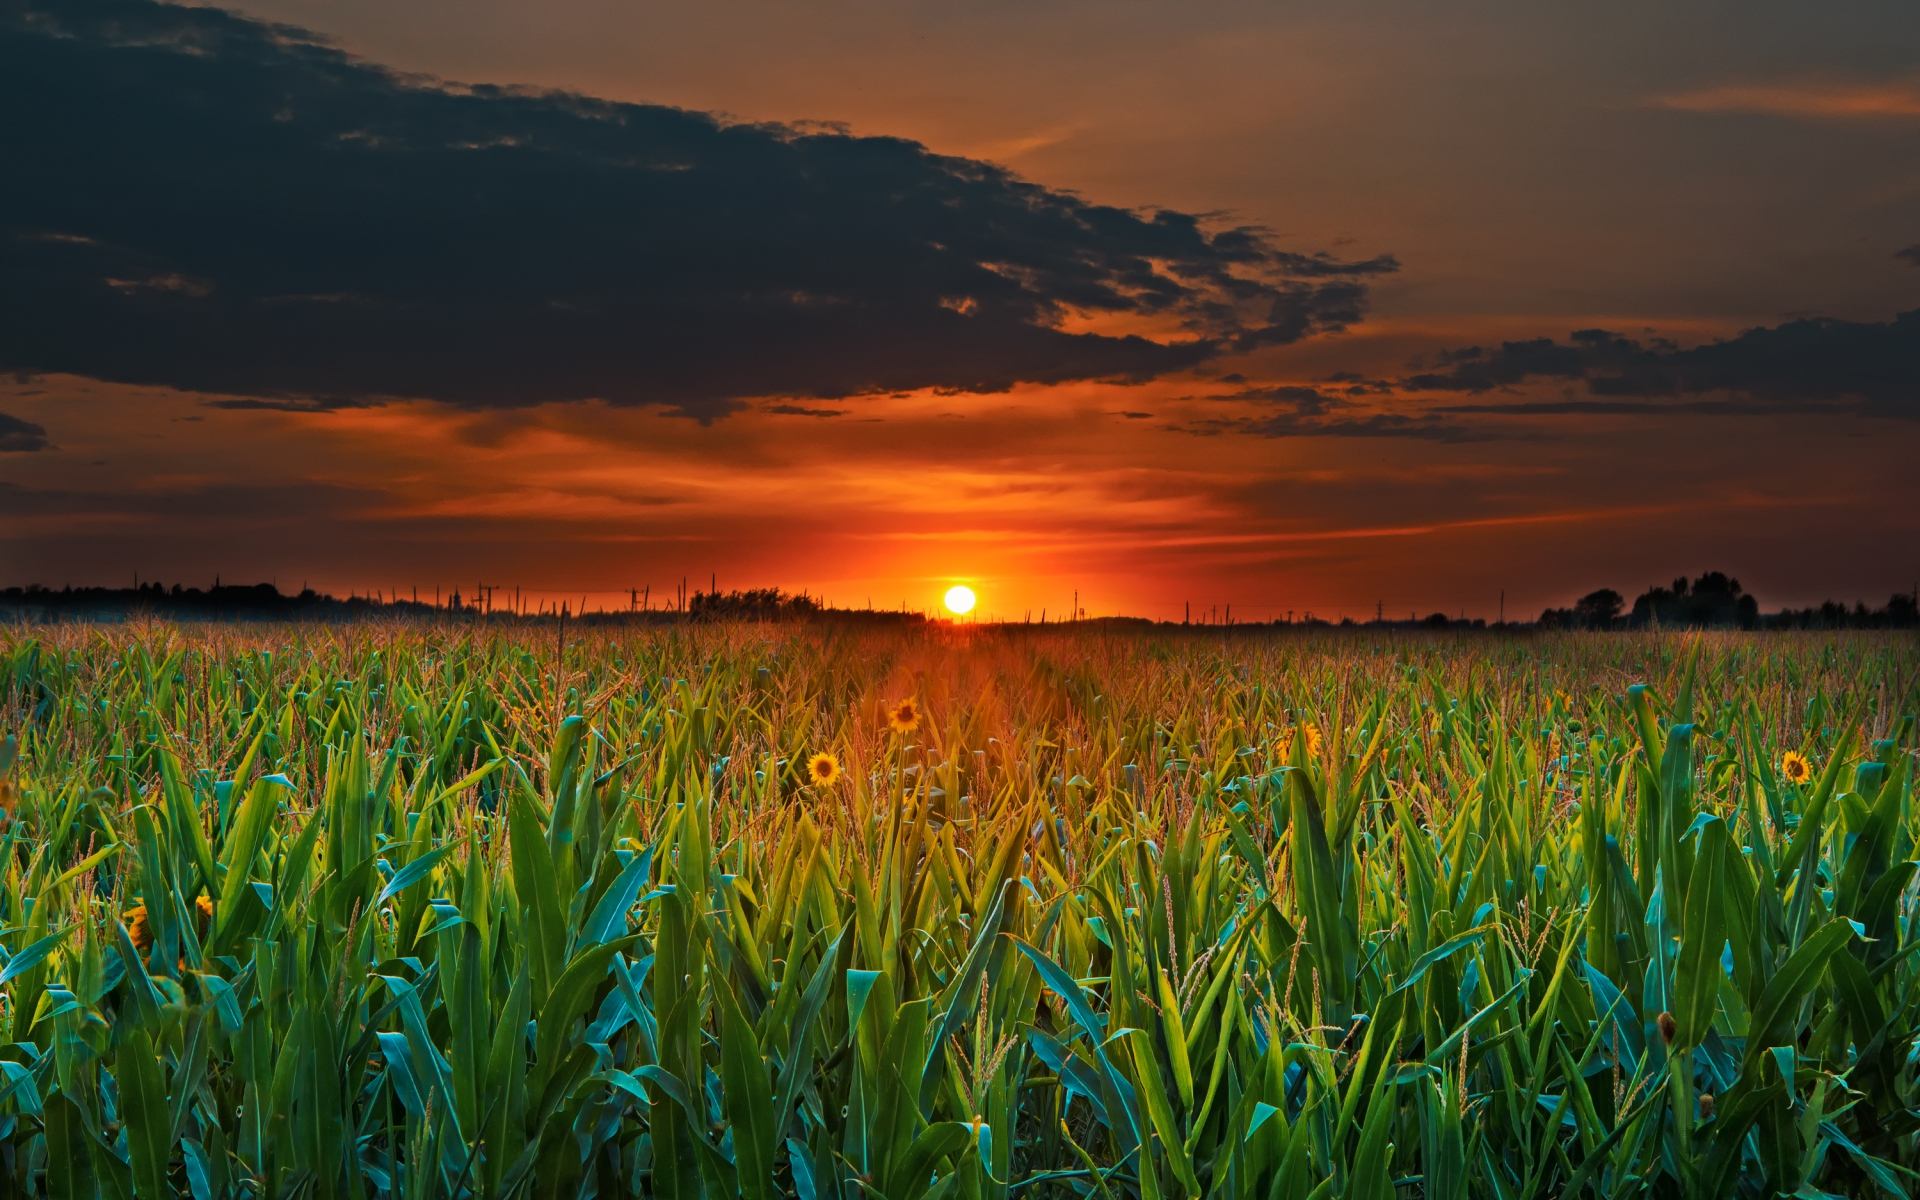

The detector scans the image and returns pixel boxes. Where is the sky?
[3,0,1918,620]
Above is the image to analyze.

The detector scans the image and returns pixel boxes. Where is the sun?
[943,584,977,616]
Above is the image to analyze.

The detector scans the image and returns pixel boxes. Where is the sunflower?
[1780,750,1812,784]
[888,698,921,734]
[1277,722,1324,760]
[807,752,842,786]
[124,903,153,951]
[123,893,216,954]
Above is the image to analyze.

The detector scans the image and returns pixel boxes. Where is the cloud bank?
[0,0,1393,418]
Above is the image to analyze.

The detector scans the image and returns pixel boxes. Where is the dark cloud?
[0,412,51,452]
[1225,385,1344,414]
[1181,411,1492,442]
[1432,398,1777,417]
[1898,245,1920,267]
[205,396,379,413]
[762,403,844,417]
[1179,304,1920,443]
[1170,383,1489,441]
[1406,311,1920,417]
[0,0,1392,418]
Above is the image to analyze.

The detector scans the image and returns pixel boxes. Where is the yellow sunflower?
[124,893,216,953]
[807,752,842,786]
[888,698,921,734]
[1780,750,1812,784]
[1277,722,1324,760]
[124,903,153,951]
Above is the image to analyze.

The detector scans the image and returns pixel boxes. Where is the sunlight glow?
[943,584,977,616]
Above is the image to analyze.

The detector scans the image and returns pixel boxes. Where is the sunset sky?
[4,0,1918,620]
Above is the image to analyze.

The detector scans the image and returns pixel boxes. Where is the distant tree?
[687,587,821,619]
[1572,588,1623,629]
[1631,571,1758,628]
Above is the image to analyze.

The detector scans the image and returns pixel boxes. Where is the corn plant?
[0,623,1912,1197]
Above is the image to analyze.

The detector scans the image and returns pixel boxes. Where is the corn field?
[0,622,1915,1198]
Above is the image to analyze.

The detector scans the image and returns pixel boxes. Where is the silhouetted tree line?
[0,581,925,625]
[4,575,1913,630]
[686,588,821,619]
[0,581,434,621]
[1539,571,1919,630]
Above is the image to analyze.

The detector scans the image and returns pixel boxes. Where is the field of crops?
[0,622,1914,1198]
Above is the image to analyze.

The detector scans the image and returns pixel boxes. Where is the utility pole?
[1376,599,1383,623]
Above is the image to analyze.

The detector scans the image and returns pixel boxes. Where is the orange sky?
[5,353,1912,620]
[2,0,1918,619]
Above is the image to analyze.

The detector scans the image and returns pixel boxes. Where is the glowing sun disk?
[943,584,977,615]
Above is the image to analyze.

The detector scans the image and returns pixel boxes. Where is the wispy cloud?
[1648,80,1920,120]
